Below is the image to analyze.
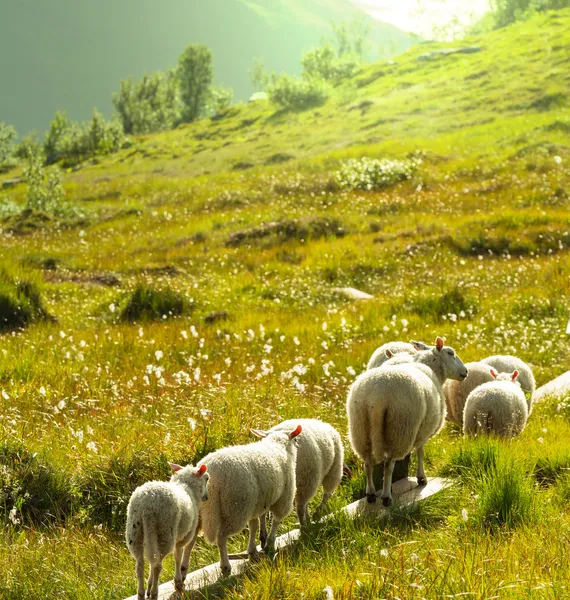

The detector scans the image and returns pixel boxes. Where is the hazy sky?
[354,0,491,38]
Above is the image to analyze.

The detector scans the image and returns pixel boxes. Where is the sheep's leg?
[217,534,231,577]
[416,445,427,486]
[364,454,376,503]
[265,517,281,554]
[135,557,145,600]
[247,518,260,560]
[180,530,198,582]
[259,513,268,550]
[380,458,395,507]
[173,541,185,593]
[148,561,162,600]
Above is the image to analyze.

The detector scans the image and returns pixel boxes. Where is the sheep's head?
[412,336,468,381]
[169,462,210,500]
[490,368,520,386]
[251,424,302,447]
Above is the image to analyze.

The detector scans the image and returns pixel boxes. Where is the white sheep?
[463,369,528,437]
[481,355,535,413]
[198,424,302,576]
[254,419,344,543]
[443,362,495,426]
[367,341,416,370]
[126,463,209,600]
[347,336,468,506]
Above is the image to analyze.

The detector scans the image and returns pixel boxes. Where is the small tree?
[44,111,70,164]
[207,85,234,115]
[0,122,17,167]
[24,148,65,213]
[250,58,270,91]
[332,18,371,59]
[113,71,180,134]
[301,44,359,83]
[177,44,213,123]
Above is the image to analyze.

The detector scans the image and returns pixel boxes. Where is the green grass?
[1,8,570,599]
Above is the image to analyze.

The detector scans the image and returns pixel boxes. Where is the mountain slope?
[0,0,416,135]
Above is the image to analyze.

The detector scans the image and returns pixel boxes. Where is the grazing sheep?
[463,369,528,437]
[367,341,416,370]
[347,336,468,506]
[198,425,302,576]
[443,362,495,426]
[255,419,344,544]
[126,463,209,600]
[481,355,535,413]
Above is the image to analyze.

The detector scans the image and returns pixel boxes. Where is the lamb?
[443,362,496,426]
[481,355,535,413]
[198,424,302,576]
[347,336,468,506]
[125,463,209,600]
[254,419,344,543]
[463,369,528,437]
[367,341,416,370]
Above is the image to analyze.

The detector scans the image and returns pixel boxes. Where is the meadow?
[1,9,570,599]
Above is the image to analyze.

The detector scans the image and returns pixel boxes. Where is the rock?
[417,46,481,61]
[249,91,268,102]
[332,287,373,300]
[2,177,23,189]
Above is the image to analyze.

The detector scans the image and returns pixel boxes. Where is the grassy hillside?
[1,9,570,599]
[0,0,415,135]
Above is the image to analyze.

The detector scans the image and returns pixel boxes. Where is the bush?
[119,285,190,322]
[113,71,180,135]
[178,44,213,123]
[207,85,234,116]
[0,267,51,331]
[301,44,360,84]
[24,149,66,214]
[268,74,330,111]
[0,122,17,168]
[0,442,75,525]
[335,156,421,191]
[491,0,570,28]
[49,109,125,167]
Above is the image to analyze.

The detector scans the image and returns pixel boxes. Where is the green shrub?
[0,122,17,169]
[113,71,181,135]
[268,74,330,111]
[0,267,51,331]
[491,0,570,29]
[24,149,66,214]
[119,285,190,322]
[0,442,75,525]
[207,85,234,116]
[301,44,360,83]
[335,156,421,191]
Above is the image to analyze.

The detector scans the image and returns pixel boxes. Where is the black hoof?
[382,496,392,507]
[366,493,377,504]
[417,476,427,486]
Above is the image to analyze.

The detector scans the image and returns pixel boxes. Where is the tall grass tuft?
[0,442,75,526]
[477,457,535,529]
[0,266,52,331]
[119,284,190,322]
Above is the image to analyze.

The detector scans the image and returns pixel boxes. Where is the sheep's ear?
[385,349,393,359]
[195,464,207,477]
[435,337,444,351]
[511,370,519,381]
[289,424,302,439]
[411,340,429,351]
[490,368,498,379]
[250,428,267,438]
[169,462,183,473]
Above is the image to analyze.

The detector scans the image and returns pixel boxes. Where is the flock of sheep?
[125,336,535,599]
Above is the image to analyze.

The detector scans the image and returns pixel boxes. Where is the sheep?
[463,369,528,437]
[481,355,535,413]
[367,341,416,370]
[253,419,344,544]
[126,463,209,600]
[198,424,302,576]
[347,336,468,506]
[443,362,496,426]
